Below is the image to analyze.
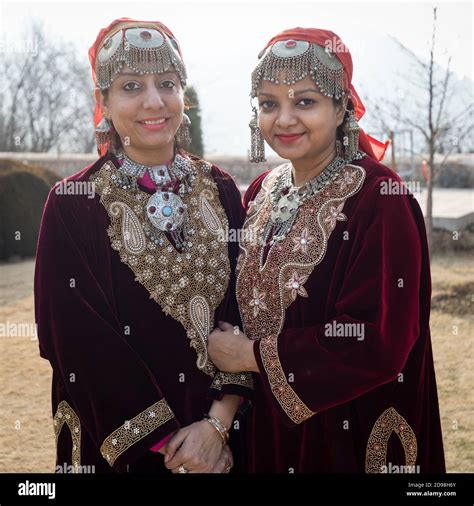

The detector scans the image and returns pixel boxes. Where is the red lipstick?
[275,133,305,144]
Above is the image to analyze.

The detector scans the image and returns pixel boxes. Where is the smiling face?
[257,75,346,166]
[95,66,184,164]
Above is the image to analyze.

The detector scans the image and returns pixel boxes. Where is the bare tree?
[370,7,474,252]
[0,21,95,153]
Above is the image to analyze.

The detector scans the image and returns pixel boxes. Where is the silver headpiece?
[251,39,345,99]
[248,38,363,163]
[96,26,187,90]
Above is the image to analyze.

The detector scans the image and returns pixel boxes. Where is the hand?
[208,321,259,373]
[164,420,223,473]
[210,445,234,473]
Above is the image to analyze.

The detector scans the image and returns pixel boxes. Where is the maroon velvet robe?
[238,155,445,473]
[34,153,252,474]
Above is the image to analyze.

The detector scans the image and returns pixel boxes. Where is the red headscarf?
[88,18,183,155]
[261,27,389,161]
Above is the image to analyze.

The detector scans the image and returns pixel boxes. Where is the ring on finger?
[178,464,189,474]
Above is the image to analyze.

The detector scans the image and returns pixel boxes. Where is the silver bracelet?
[203,414,229,445]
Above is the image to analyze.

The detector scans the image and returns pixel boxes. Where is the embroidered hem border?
[53,401,82,471]
[365,407,418,473]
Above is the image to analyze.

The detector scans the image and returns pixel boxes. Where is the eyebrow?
[293,88,320,95]
[258,88,320,98]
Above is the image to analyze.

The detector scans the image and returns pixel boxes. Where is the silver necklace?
[112,152,197,250]
[114,152,195,192]
[263,155,347,246]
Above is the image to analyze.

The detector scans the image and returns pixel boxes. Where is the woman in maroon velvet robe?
[34,18,252,474]
[208,27,445,473]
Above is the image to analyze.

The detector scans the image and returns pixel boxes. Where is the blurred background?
[0,0,472,473]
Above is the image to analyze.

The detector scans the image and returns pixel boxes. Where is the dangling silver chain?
[263,155,347,246]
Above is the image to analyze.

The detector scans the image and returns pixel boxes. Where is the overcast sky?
[0,0,472,155]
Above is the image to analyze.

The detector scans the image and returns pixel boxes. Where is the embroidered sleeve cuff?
[254,337,315,427]
[100,399,180,472]
[210,371,254,399]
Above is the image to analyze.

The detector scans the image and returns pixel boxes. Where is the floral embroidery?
[292,227,314,254]
[236,164,366,424]
[211,371,254,391]
[365,407,418,473]
[324,202,347,232]
[100,399,175,467]
[249,287,268,317]
[337,169,356,190]
[284,272,309,300]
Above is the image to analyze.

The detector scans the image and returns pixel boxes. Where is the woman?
[34,18,252,474]
[208,27,445,473]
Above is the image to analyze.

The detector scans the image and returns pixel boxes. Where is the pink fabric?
[150,433,174,453]
[118,158,172,190]
[138,170,158,190]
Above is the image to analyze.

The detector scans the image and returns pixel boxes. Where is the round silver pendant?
[125,27,165,49]
[312,43,344,71]
[270,191,300,224]
[165,35,181,59]
[98,30,123,62]
[271,40,310,58]
[146,191,186,232]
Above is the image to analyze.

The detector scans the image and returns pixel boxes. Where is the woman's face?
[97,66,184,160]
[257,75,345,164]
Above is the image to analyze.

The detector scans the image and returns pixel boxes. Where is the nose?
[142,85,165,110]
[275,104,298,130]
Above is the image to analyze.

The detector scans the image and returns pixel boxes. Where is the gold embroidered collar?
[236,163,366,424]
[237,163,365,341]
[90,157,231,377]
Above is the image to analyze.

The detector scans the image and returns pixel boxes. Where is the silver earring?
[341,109,360,161]
[95,117,116,153]
[336,138,344,158]
[249,106,266,163]
[175,113,192,149]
